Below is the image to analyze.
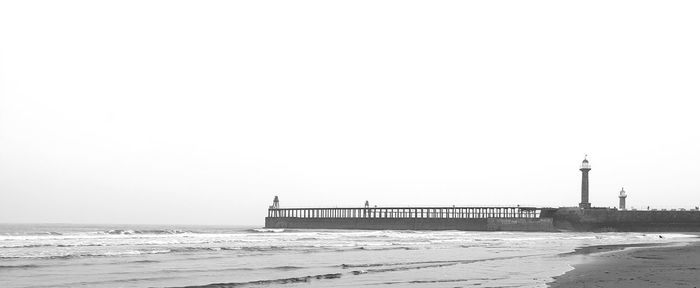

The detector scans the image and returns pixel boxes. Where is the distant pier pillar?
[579,156,592,209]
[619,187,627,210]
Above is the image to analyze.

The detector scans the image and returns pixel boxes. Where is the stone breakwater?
[266,206,700,232]
[549,207,700,232]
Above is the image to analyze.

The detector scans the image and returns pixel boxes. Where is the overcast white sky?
[1,1,699,225]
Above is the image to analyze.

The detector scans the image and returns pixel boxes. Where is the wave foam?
[247,228,285,233]
[102,229,194,235]
[171,273,342,287]
[0,264,39,270]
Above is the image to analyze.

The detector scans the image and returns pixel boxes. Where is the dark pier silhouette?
[267,206,543,219]
[266,204,554,231]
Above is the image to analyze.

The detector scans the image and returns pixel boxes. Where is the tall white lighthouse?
[579,155,592,209]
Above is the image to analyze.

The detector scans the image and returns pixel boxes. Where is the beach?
[549,240,700,288]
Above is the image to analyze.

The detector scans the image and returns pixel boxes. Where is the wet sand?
[549,241,700,288]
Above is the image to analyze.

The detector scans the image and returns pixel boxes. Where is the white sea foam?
[250,228,285,233]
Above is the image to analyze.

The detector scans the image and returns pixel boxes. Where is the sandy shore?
[548,241,700,288]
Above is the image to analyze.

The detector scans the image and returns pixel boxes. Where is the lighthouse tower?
[579,155,592,209]
[270,196,279,209]
[619,188,627,210]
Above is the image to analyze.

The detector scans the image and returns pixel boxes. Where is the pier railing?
[267,206,543,219]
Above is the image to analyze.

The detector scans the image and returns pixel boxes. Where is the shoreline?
[548,239,700,287]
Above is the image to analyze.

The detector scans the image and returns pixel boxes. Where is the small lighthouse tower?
[270,196,280,209]
[579,155,592,209]
[619,188,627,210]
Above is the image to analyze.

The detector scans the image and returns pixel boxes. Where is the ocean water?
[0,224,696,288]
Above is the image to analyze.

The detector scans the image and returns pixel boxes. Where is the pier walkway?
[267,206,544,219]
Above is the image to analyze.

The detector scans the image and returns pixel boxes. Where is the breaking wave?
[0,249,174,260]
[128,259,160,264]
[0,264,40,270]
[340,255,534,269]
[352,246,416,251]
[170,273,343,287]
[1,243,113,249]
[379,277,505,285]
[0,231,63,237]
[246,228,286,233]
[101,229,196,235]
[0,243,54,248]
[0,245,318,260]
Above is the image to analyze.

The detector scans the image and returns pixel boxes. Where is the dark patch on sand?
[549,242,700,288]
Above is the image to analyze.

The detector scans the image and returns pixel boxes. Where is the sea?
[0,224,697,288]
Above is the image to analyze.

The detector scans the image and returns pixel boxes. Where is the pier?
[265,202,554,231]
[267,206,544,219]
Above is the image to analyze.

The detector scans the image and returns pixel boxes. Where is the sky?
[1,1,699,225]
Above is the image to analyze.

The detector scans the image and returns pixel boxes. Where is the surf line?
[174,254,551,288]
